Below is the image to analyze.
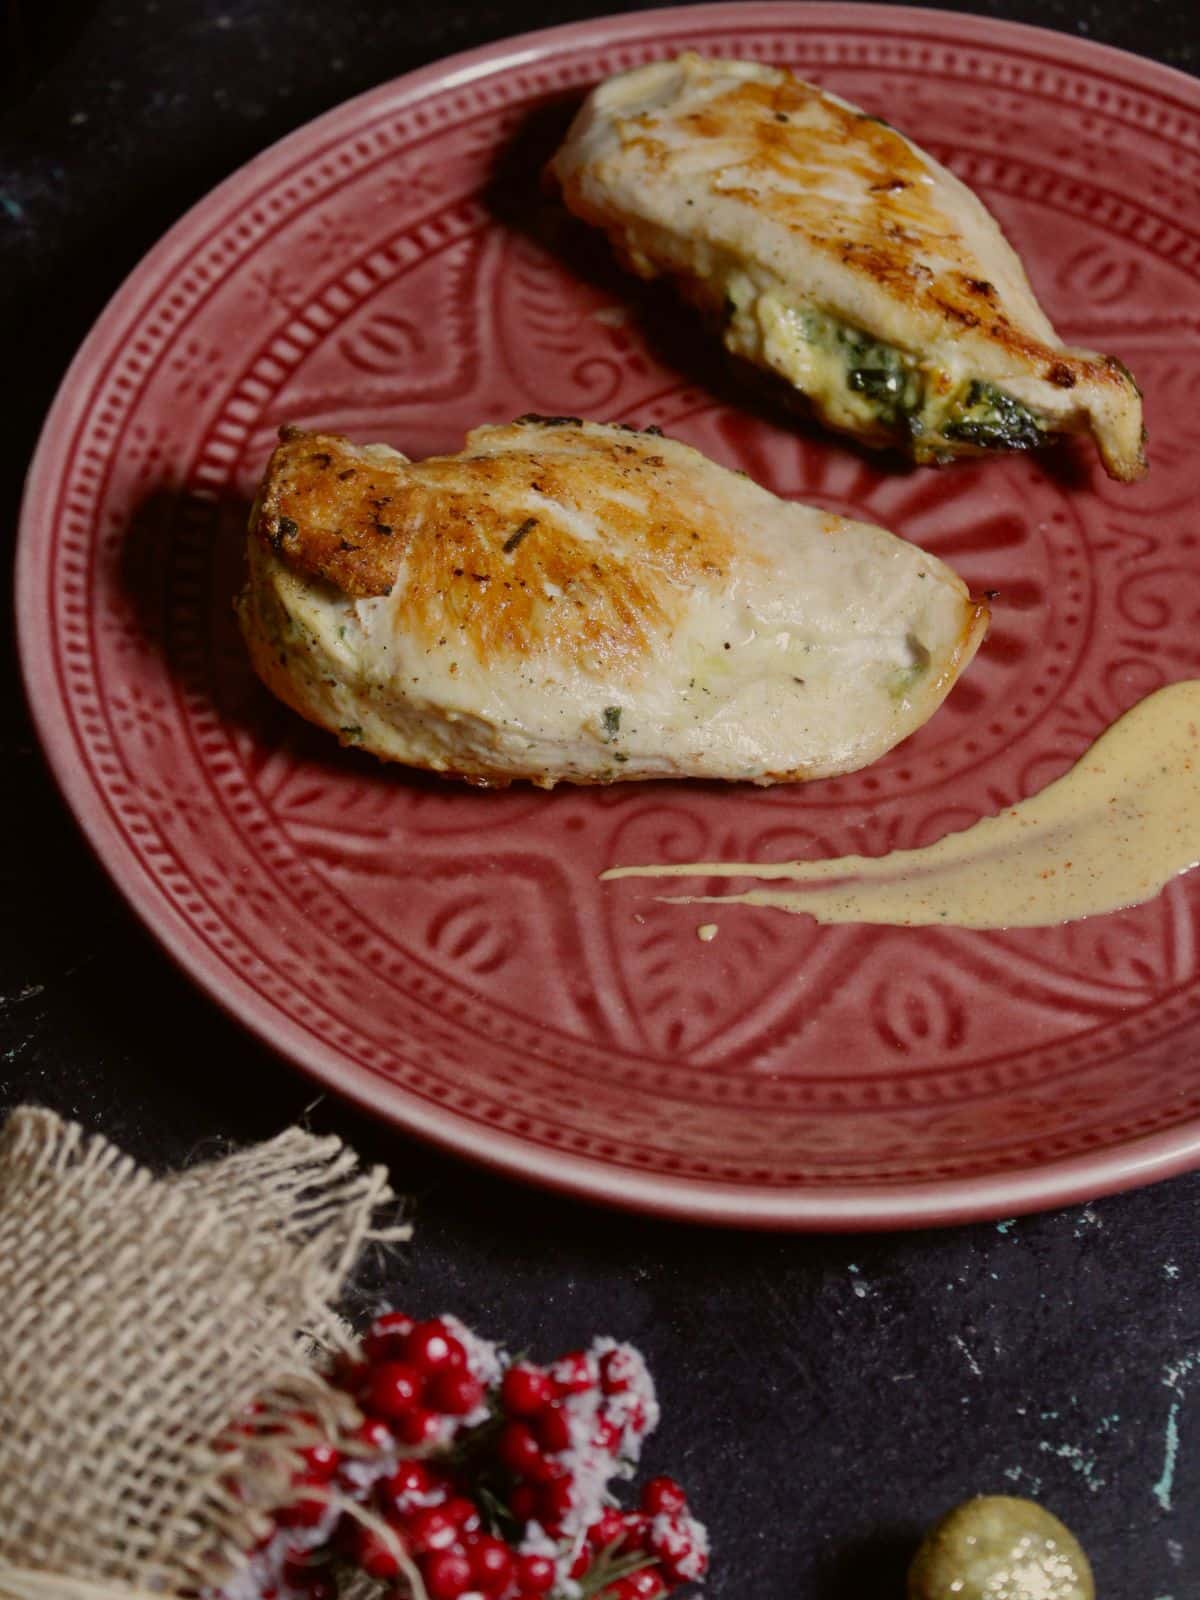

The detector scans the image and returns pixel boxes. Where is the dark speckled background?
[2,3,1197,1595]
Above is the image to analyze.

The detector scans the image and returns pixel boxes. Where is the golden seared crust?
[615,77,1113,387]
[550,57,1147,481]
[241,420,988,788]
[251,420,740,676]
[253,426,406,597]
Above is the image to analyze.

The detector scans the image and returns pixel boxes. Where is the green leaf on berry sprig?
[475,1479,522,1540]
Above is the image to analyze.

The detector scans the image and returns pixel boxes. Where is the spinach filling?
[844,342,924,434]
[941,380,1045,452]
[724,283,1053,454]
[792,308,1046,452]
[795,309,925,435]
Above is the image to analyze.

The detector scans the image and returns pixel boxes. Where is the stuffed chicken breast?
[549,55,1145,481]
[239,419,988,787]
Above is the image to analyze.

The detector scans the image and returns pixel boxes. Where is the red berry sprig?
[226,1313,708,1600]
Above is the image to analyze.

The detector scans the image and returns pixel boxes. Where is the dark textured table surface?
[3,2,1198,1595]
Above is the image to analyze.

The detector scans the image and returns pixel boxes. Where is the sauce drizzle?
[602,681,1200,929]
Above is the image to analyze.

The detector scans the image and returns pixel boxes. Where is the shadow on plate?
[114,485,434,785]
[118,487,447,787]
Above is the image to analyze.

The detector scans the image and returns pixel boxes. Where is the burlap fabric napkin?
[0,1106,410,1600]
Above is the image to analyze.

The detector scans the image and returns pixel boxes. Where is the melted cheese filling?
[716,271,1046,457]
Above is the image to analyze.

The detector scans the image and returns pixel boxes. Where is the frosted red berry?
[364,1310,416,1363]
[276,1491,327,1528]
[534,1404,572,1454]
[625,1399,648,1435]
[353,1416,395,1454]
[515,1553,556,1593]
[570,1546,592,1579]
[651,1514,709,1583]
[399,1407,442,1448]
[405,1320,468,1375]
[621,1512,650,1547]
[442,1496,482,1534]
[379,1460,441,1520]
[587,1509,626,1549]
[407,1506,459,1555]
[423,1549,474,1599]
[363,1361,423,1420]
[299,1442,340,1480]
[354,1526,401,1580]
[551,1350,596,1396]
[615,1570,667,1600]
[591,1417,621,1453]
[658,1542,709,1584]
[502,1362,555,1417]
[428,1368,484,1417]
[641,1476,687,1516]
[498,1421,543,1478]
[636,1569,669,1597]
[383,1459,435,1501]
[509,1483,538,1523]
[468,1534,515,1592]
[600,1348,636,1394]
[538,1475,576,1527]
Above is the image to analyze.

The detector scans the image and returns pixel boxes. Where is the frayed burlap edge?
[0,1106,410,1600]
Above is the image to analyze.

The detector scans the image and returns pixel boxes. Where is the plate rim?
[17,0,1200,1230]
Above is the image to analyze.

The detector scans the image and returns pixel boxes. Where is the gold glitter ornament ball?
[907,1496,1095,1600]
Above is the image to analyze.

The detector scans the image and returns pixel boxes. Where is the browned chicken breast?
[549,55,1146,481]
[238,420,987,787]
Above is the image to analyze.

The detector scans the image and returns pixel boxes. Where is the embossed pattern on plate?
[17,4,1200,1226]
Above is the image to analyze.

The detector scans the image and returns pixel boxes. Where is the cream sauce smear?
[602,682,1200,929]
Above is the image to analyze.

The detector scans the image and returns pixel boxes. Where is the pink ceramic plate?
[18,5,1200,1228]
